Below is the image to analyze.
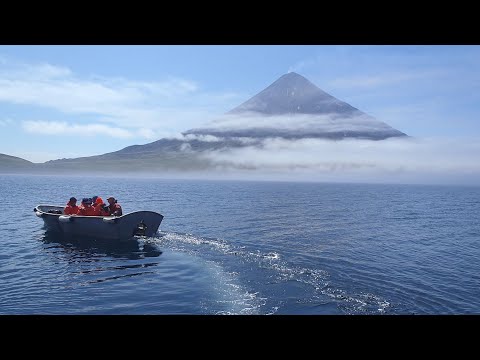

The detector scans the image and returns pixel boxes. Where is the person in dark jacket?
[106,196,122,216]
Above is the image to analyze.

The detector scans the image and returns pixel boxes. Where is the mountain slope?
[0,153,36,173]
[228,72,362,116]
[185,72,407,140]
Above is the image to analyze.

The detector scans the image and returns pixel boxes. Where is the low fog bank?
[193,136,480,186]
[195,113,397,132]
[4,135,480,186]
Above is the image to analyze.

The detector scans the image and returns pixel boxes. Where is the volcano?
[184,72,407,140]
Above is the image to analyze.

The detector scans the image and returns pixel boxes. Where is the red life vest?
[77,205,97,216]
[64,204,79,215]
[94,203,109,216]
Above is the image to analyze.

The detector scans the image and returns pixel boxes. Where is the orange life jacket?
[76,205,97,216]
[94,203,109,216]
[64,204,79,215]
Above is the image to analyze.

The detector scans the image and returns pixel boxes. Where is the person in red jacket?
[93,196,109,216]
[76,198,97,216]
[106,196,123,216]
[64,197,79,215]
[92,196,103,205]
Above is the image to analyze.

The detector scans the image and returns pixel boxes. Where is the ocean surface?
[1,174,479,315]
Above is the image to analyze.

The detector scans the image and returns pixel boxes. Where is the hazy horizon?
[3,132,480,187]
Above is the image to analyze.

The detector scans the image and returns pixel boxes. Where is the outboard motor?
[134,220,147,236]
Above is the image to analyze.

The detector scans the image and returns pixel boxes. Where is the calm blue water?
[1,174,479,315]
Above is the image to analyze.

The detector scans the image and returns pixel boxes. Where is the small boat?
[33,204,164,241]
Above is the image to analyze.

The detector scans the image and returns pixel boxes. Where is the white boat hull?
[34,205,164,241]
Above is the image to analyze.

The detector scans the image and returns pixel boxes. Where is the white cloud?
[22,120,134,138]
[193,113,397,133]
[0,58,242,138]
[198,136,480,184]
[20,120,193,141]
[0,62,73,80]
[183,133,222,142]
[0,72,196,114]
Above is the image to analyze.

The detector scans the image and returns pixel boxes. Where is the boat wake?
[152,231,391,314]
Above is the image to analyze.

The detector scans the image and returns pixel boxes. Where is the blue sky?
[0,45,479,165]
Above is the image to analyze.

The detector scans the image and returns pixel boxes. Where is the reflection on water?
[28,230,169,312]
[40,230,163,261]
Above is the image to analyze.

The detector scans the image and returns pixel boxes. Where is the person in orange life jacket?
[76,198,96,216]
[106,196,122,216]
[92,196,109,216]
[64,197,79,215]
